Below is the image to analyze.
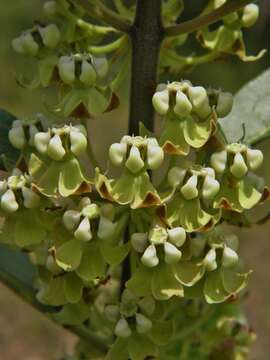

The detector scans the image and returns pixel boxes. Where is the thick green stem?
[165,0,255,37]
[128,0,164,134]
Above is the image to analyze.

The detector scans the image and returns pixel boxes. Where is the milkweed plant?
[0,0,269,359]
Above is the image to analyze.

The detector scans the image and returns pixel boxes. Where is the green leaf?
[0,109,20,169]
[15,210,46,247]
[56,239,83,272]
[151,264,184,300]
[220,68,270,145]
[128,333,157,360]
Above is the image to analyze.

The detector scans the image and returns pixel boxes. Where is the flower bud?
[97,216,116,240]
[141,244,159,268]
[168,167,186,188]
[1,189,19,213]
[0,181,7,195]
[216,92,233,118]
[222,247,239,268]
[246,148,263,170]
[202,176,220,200]
[136,313,152,334]
[70,130,87,156]
[93,57,109,78]
[29,125,39,147]
[43,1,57,16]
[131,233,148,252]
[22,187,40,208]
[114,318,132,338]
[211,150,227,173]
[203,249,217,272]
[8,124,26,149]
[174,90,192,117]
[125,145,144,174]
[242,4,259,28]
[12,37,24,54]
[58,56,75,84]
[152,89,169,115]
[34,132,51,154]
[181,175,198,200]
[147,143,164,170]
[47,134,66,161]
[167,227,186,247]
[188,86,211,119]
[109,143,127,166]
[63,210,81,231]
[39,24,60,48]
[80,60,97,85]
[230,153,248,178]
[74,217,92,242]
[164,242,182,264]
[104,305,120,323]
[21,33,39,56]
[225,234,239,252]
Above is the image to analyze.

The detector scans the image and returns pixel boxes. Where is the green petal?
[59,156,88,197]
[38,55,58,87]
[221,268,251,294]
[160,118,190,155]
[149,319,175,346]
[106,338,129,360]
[183,116,213,148]
[111,170,136,205]
[184,279,204,299]
[173,261,205,287]
[87,87,111,116]
[213,182,242,213]
[64,272,83,303]
[15,210,46,247]
[53,302,89,326]
[41,277,67,306]
[76,241,105,281]
[151,263,184,300]
[59,89,86,117]
[100,241,130,266]
[128,333,157,360]
[132,172,161,209]
[126,265,153,297]
[55,238,83,272]
[238,179,262,209]
[203,270,229,304]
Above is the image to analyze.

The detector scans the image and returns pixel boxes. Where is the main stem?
[128,0,164,135]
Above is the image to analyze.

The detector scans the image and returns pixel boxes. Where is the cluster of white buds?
[63,198,100,242]
[8,119,43,150]
[34,124,87,161]
[168,166,220,201]
[105,291,154,338]
[203,234,239,272]
[12,24,61,56]
[0,170,40,213]
[211,143,263,179]
[109,135,164,174]
[131,224,186,267]
[152,81,233,120]
[58,54,109,86]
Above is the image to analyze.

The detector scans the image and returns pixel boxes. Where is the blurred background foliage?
[0,1,269,359]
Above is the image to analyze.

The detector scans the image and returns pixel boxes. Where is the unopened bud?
[74,217,92,242]
[70,130,87,156]
[152,89,169,115]
[211,150,227,173]
[141,244,159,267]
[1,189,19,213]
[34,132,51,154]
[246,148,263,171]
[58,56,75,84]
[242,4,259,28]
[164,242,182,264]
[168,167,186,188]
[225,234,239,251]
[8,125,25,149]
[47,134,66,161]
[203,249,217,272]
[80,60,97,85]
[125,145,144,174]
[22,187,40,208]
[136,313,152,334]
[174,91,192,117]
[63,210,81,231]
[167,227,186,247]
[188,86,211,119]
[131,233,148,252]
[109,143,127,166]
[230,153,248,178]
[222,247,239,268]
[39,24,60,48]
[202,176,220,200]
[181,175,198,200]
[12,37,24,54]
[21,33,39,56]
[114,318,132,338]
[216,92,233,118]
[97,216,116,240]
